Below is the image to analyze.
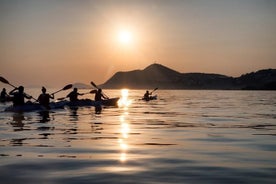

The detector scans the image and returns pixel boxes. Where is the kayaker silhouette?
[94,88,107,114]
[9,86,32,106]
[143,90,151,101]
[94,88,107,101]
[0,88,10,102]
[66,88,84,102]
[38,86,54,109]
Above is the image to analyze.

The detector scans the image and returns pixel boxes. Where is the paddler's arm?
[78,93,84,96]
[9,87,18,95]
[50,94,54,99]
[24,93,33,99]
[101,93,108,99]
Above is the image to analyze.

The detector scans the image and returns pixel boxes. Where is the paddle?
[150,87,158,94]
[90,81,109,99]
[0,76,37,101]
[51,84,73,95]
[57,90,96,101]
[83,90,97,95]
[0,76,17,88]
[57,97,66,101]
[90,81,100,90]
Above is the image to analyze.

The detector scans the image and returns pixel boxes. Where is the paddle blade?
[90,81,98,89]
[90,89,97,94]
[151,87,158,94]
[57,97,66,101]
[62,84,73,90]
[0,76,10,84]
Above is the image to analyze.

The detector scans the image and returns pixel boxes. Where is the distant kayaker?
[0,88,10,102]
[143,90,151,101]
[9,86,32,106]
[66,88,84,102]
[38,87,54,109]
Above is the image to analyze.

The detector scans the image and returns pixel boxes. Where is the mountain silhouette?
[100,63,276,90]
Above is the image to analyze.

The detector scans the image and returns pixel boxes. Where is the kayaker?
[38,86,54,109]
[143,90,151,101]
[94,88,107,114]
[66,88,84,102]
[9,86,32,106]
[0,88,10,102]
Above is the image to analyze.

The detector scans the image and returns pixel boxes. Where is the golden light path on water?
[118,89,132,108]
[118,89,132,162]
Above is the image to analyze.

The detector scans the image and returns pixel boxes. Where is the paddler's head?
[42,86,46,93]
[18,86,24,93]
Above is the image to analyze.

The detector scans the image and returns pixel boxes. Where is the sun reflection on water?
[118,89,131,163]
[118,89,132,108]
[118,113,130,162]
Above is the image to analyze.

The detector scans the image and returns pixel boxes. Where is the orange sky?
[1,0,276,87]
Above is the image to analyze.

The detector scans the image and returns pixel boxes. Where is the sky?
[0,0,276,87]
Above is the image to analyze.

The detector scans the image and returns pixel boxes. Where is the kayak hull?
[0,96,13,103]
[65,98,119,107]
[142,95,157,101]
[4,98,120,112]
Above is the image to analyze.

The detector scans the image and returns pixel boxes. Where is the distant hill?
[100,63,276,90]
[73,82,91,89]
[238,69,276,90]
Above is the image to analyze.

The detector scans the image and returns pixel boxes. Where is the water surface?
[0,90,275,183]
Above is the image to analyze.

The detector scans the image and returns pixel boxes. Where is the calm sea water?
[0,89,275,184]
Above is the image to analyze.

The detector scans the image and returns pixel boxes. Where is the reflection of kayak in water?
[5,103,46,112]
[4,98,120,112]
[142,95,157,101]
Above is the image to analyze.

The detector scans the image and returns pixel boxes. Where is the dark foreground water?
[0,90,275,184]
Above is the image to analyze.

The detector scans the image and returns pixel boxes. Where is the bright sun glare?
[118,30,132,44]
[118,89,132,107]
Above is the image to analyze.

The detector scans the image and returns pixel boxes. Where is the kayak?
[101,97,120,106]
[0,96,13,103]
[142,95,157,101]
[64,98,119,107]
[4,101,67,112]
[4,98,120,112]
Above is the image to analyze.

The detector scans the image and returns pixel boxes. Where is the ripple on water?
[0,90,276,183]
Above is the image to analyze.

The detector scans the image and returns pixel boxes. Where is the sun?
[118,30,133,44]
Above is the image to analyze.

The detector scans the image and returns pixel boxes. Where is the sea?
[0,89,275,184]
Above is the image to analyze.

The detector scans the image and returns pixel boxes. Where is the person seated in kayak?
[94,88,108,102]
[38,87,54,109]
[1,88,10,102]
[143,90,152,100]
[66,88,84,102]
[9,86,32,106]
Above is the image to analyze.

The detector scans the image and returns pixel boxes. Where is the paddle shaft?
[150,88,158,94]
[56,89,94,101]
[51,84,73,95]
[5,82,17,89]
[51,89,63,95]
